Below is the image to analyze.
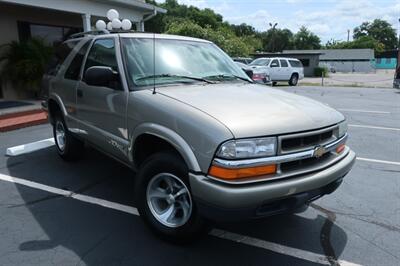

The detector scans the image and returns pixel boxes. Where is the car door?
[268,59,280,81]
[279,59,291,80]
[76,37,129,160]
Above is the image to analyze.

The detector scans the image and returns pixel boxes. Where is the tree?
[260,28,294,52]
[353,19,398,49]
[230,23,257,37]
[165,20,254,57]
[293,26,321,50]
[324,36,384,52]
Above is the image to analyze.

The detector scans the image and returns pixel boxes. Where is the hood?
[157,83,344,138]
[249,65,269,74]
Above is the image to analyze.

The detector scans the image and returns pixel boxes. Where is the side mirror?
[84,66,119,87]
[244,69,253,78]
[270,62,279,68]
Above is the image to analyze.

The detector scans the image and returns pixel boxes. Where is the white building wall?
[319,61,375,73]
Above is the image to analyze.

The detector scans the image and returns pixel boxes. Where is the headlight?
[216,137,277,159]
[338,120,347,137]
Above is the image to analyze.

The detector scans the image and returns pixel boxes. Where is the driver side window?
[84,38,121,89]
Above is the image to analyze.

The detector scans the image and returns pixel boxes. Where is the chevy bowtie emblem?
[313,146,326,158]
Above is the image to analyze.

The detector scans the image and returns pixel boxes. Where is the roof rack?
[69,30,110,39]
[69,29,142,39]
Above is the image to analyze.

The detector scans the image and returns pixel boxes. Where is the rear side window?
[289,60,302,68]
[45,40,79,76]
[65,40,90,80]
[280,59,288,67]
[84,38,118,72]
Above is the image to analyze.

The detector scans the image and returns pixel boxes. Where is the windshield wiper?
[136,74,215,84]
[203,74,253,83]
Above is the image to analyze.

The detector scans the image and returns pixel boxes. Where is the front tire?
[53,113,84,161]
[135,151,208,242]
[289,74,299,86]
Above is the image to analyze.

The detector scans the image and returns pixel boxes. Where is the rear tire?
[289,74,299,86]
[272,81,277,86]
[53,112,84,161]
[135,151,209,243]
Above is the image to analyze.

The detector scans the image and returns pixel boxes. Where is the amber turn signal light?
[209,164,277,180]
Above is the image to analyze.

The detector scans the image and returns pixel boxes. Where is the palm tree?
[0,38,53,97]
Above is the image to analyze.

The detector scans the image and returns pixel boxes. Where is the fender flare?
[48,93,68,117]
[129,123,201,172]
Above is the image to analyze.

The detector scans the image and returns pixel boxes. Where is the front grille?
[280,128,335,153]
[280,152,332,172]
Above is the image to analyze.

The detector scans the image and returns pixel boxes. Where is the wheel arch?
[47,94,68,125]
[129,123,201,172]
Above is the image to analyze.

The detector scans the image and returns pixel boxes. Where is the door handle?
[77,88,83,98]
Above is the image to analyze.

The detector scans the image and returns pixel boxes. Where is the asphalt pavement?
[0,86,399,266]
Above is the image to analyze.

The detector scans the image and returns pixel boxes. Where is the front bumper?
[189,149,356,221]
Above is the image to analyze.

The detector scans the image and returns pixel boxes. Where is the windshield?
[121,38,250,88]
[250,58,271,66]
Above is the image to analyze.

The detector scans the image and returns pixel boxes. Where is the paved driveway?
[0,86,399,266]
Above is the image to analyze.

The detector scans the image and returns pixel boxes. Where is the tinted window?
[84,39,118,72]
[280,59,288,67]
[65,40,90,80]
[289,60,302,68]
[18,21,81,46]
[271,59,279,67]
[45,40,79,76]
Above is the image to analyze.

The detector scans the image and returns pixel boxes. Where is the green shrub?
[0,38,53,94]
[314,66,328,77]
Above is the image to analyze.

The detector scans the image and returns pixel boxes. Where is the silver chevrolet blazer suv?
[42,31,356,242]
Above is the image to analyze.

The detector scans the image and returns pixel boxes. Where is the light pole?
[269,22,278,52]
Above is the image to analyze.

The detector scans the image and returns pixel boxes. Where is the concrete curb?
[0,109,48,132]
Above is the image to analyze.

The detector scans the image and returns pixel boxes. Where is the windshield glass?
[121,38,250,87]
[250,58,271,66]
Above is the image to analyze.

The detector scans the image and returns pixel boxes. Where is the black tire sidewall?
[289,74,298,86]
[135,151,207,242]
[53,114,69,156]
[53,113,83,160]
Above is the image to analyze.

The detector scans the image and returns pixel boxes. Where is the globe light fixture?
[121,19,132,30]
[107,9,119,21]
[111,18,122,29]
[107,22,113,31]
[95,20,106,30]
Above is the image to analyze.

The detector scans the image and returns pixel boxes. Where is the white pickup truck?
[249,57,304,86]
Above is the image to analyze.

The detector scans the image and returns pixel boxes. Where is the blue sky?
[162,0,400,43]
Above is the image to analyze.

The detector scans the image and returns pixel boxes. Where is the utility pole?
[347,29,350,42]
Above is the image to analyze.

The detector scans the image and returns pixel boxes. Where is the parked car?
[232,57,253,64]
[42,31,355,242]
[249,57,304,86]
[393,50,400,89]
[235,62,270,84]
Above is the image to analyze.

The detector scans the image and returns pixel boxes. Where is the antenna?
[152,32,156,94]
